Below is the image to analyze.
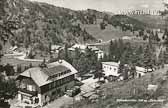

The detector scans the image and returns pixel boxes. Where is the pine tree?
[102,53,108,62]
[108,40,115,61]
[130,64,136,79]
[155,31,160,42]
[17,64,22,73]
[72,48,81,71]
[118,51,127,74]
[143,45,155,72]
[100,22,106,30]
[158,49,164,67]
[64,43,72,63]
[0,6,18,102]
[49,42,52,55]
[163,47,168,64]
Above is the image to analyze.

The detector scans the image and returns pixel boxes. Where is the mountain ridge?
[0,0,147,52]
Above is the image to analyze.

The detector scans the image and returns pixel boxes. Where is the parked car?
[65,86,81,97]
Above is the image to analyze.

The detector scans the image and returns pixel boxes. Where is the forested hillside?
[0,0,148,51]
[129,15,165,29]
[1,0,112,51]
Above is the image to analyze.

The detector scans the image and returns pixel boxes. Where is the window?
[65,76,68,82]
[49,84,52,90]
[32,86,36,91]
[60,79,63,84]
[59,73,61,77]
[54,81,57,87]
[62,78,65,84]
[53,74,58,78]
[52,91,56,95]
[20,83,26,89]
[45,95,47,100]
[57,80,61,86]
[52,82,54,88]
[61,72,64,76]
[27,85,33,91]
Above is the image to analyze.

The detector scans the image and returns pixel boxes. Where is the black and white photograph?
[1,0,168,108]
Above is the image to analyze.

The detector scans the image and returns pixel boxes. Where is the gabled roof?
[135,66,146,72]
[42,65,69,77]
[71,44,87,50]
[102,62,119,67]
[136,66,152,73]
[18,60,78,87]
[47,60,78,74]
[89,46,99,51]
[51,45,62,50]
[20,67,49,87]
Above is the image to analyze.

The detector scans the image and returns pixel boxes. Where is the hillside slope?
[82,15,147,41]
[129,15,165,29]
[82,24,133,41]
[1,0,109,50]
[0,0,148,50]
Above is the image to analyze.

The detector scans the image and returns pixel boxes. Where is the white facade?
[102,62,150,78]
[51,45,62,53]
[95,50,104,60]
[17,60,78,106]
[102,62,120,77]
[69,44,104,60]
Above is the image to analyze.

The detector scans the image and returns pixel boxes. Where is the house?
[16,60,78,106]
[9,46,18,52]
[68,44,87,53]
[68,44,104,60]
[89,46,104,60]
[102,62,120,78]
[51,45,63,53]
[122,36,132,40]
[135,66,147,78]
[102,62,153,80]
[95,50,104,60]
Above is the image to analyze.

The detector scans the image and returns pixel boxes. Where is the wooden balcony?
[19,88,38,96]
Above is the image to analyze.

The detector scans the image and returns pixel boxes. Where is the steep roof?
[51,45,62,50]
[20,67,50,87]
[47,60,78,74]
[71,44,87,50]
[42,65,69,77]
[18,60,78,87]
[102,62,119,67]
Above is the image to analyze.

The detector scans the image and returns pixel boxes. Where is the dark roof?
[42,65,69,77]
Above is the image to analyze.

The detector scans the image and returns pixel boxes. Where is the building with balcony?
[16,60,78,106]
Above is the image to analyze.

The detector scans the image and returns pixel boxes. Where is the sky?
[29,0,166,13]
